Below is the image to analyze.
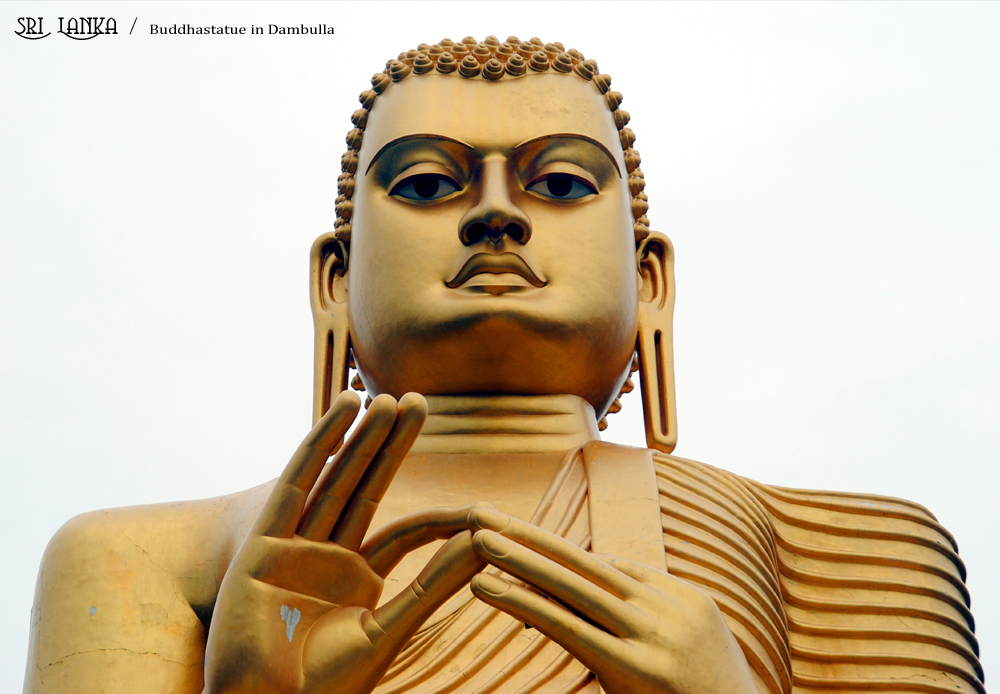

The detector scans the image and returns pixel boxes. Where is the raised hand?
[467,509,759,694]
[204,391,486,694]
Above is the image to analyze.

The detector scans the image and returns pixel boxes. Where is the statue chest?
[367,448,980,694]
[371,446,790,694]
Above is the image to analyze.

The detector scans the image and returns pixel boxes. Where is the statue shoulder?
[41,483,269,607]
[24,483,272,693]
[650,451,984,694]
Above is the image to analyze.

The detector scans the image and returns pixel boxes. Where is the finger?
[470,573,622,673]
[360,503,493,578]
[592,553,661,585]
[250,391,361,538]
[297,394,398,541]
[472,530,639,637]
[370,530,486,648]
[330,392,427,550]
[469,508,640,600]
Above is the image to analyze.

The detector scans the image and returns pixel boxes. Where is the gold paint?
[346,128,364,151]
[341,151,358,173]
[435,51,456,74]
[623,148,640,173]
[472,42,492,64]
[552,51,575,73]
[351,108,369,129]
[482,58,504,82]
[528,50,550,72]
[505,52,527,76]
[389,60,410,83]
[628,173,644,197]
[619,126,636,150]
[574,58,598,81]
[495,41,514,62]
[411,53,433,75]
[605,90,623,111]
[458,55,481,79]
[23,36,983,694]
[371,72,390,95]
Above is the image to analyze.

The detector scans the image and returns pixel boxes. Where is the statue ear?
[310,232,351,425]
[636,232,678,454]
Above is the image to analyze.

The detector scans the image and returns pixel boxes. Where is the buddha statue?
[23,36,984,694]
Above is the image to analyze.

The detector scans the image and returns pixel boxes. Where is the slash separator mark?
[129,18,137,35]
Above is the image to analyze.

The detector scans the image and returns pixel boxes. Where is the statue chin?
[350,310,637,418]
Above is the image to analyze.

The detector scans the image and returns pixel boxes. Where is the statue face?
[345,73,639,415]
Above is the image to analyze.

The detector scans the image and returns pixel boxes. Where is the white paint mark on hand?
[280,605,301,642]
[89,606,96,616]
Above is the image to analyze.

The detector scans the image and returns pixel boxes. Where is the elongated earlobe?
[310,233,352,425]
[635,232,677,453]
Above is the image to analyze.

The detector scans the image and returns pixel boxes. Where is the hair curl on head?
[335,36,649,428]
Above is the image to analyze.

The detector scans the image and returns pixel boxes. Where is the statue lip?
[445,252,547,289]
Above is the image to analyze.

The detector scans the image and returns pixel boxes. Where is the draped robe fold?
[373,445,983,694]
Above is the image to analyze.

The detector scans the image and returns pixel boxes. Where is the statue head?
[310,36,678,452]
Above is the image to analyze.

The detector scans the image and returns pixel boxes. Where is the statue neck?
[409,394,601,455]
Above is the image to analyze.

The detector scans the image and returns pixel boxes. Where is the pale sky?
[2,1,998,686]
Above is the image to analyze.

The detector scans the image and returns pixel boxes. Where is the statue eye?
[390,173,460,201]
[527,173,597,200]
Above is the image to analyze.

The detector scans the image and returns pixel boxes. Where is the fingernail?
[474,573,510,597]
[470,507,510,532]
[475,530,510,558]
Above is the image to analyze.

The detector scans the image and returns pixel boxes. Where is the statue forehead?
[358,73,626,170]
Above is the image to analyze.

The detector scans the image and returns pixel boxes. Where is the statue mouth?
[445,252,547,289]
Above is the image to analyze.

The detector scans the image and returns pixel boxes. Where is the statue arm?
[23,508,210,694]
[745,481,986,694]
[23,392,486,694]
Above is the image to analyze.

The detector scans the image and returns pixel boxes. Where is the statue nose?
[458,157,532,246]
[461,221,529,246]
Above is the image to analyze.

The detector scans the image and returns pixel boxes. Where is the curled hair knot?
[528,51,550,72]
[459,55,482,78]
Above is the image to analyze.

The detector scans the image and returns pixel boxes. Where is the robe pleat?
[372,449,983,694]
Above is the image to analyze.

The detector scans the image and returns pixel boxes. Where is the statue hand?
[468,509,759,694]
[205,392,486,694]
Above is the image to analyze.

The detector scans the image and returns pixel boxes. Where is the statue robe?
[373,444,984,694]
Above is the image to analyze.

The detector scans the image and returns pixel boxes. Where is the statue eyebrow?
[366,133,621,179]
[365,134,475,175]
[515,133,622,178]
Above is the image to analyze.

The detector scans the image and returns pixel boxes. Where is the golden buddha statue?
[23,36,984,694]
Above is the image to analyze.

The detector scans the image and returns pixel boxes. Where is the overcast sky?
[2,0,998,685]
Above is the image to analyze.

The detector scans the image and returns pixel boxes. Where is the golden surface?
[23,37,983,694]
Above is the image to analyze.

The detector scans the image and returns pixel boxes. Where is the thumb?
[369,530,485,648]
